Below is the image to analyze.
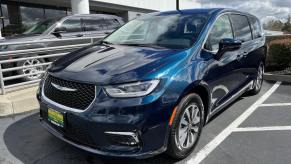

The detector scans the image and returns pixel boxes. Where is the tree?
[282,14,291,33]
[264,19,284,31]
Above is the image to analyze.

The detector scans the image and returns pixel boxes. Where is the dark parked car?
[0,14,124,81]
[38,8,266,159]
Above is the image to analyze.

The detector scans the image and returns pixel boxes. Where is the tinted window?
[230,14,252,42]
[205,15,233,51]
[83,18,106,31]
[60,18,82,33]
[23,19,56,35]
[104,18,120,30]
[249,16,262,39]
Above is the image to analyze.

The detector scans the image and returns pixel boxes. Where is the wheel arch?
[178,81,211,125]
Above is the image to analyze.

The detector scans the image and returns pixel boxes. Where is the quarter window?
[205,15,233,51]
[103,19,120,30]
[83,18,106,31]
[249,17,262,39]
[230,14,252,42]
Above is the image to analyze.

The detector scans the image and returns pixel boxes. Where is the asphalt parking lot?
[0,80,291,164]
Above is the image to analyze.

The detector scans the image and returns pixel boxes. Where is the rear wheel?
[166,93,204,159]
[16,57,45,81]
[248,62,264,95]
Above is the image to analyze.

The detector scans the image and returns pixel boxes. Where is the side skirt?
[205,80,253,123]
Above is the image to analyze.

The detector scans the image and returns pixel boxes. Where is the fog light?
[105,131,139,146]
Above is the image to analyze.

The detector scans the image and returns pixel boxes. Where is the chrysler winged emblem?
[51,83,77,92]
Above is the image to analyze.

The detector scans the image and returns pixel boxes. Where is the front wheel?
[166,93,204,159]
[248,62,264,95]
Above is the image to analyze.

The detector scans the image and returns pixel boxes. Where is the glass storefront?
[0,1,121,37]
[0,4,9,30]
[0,2,68,36]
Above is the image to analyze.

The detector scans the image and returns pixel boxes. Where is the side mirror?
[215,38,242,60]
[51,27,66,38]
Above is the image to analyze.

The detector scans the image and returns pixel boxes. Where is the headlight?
[104,80,160,98]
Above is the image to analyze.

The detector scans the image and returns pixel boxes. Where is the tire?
[247,62,264,95]
[166,93,204,159]
[16,56,46,81]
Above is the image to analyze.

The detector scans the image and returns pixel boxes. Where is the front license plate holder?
[47,108,66,128]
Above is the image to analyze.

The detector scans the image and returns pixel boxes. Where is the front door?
[201,14,244,112]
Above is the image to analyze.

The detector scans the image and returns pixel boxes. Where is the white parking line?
[233,126,291,132]
[186,81,281,164]
[259,103,291,107]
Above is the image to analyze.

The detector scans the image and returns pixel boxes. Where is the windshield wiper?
[101,40,113,45]
[120,43,167,49]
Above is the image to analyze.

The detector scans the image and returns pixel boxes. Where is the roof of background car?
[65,14,122,19]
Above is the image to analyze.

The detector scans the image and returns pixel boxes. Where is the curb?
[0,87,39,117]
[264,73,291,83]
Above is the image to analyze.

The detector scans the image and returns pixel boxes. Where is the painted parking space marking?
[186,81,281,164]
[233,126,291,132]
[259,103,291,107]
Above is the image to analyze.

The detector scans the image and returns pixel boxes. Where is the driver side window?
[204,15,233,52]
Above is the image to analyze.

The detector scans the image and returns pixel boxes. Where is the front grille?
[43,75,95,110]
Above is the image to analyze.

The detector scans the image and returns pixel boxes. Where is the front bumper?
[40,120,166,158]
[38,92,175,158]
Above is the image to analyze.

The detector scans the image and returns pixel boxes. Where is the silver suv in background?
[0,14,124,81]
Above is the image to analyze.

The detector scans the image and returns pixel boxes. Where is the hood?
[49,44,188,85]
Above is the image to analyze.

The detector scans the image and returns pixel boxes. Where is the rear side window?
[249,17,262,39]
[83,18,106,31]
[103,18,121,30]
[230,14,252,42]
[61,18,82,33]
[205,15,233,51]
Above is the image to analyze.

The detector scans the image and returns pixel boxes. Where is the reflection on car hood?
[49,44,187,84]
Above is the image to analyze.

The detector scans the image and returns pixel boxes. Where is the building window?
[45,8,67,19]
[1,2,69,37]
[0,4,10,35]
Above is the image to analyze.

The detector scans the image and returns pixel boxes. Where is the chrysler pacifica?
[38,8,266,159]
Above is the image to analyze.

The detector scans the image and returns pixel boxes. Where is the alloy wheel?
[22,59,44,80]
[176,104,201,149]
[255,64,264,90]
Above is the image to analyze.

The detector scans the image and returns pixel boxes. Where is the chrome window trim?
[41,75,97,113]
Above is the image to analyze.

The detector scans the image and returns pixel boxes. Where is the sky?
[180,0,291,23]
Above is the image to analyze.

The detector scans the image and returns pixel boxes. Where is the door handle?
[75,34,84,37]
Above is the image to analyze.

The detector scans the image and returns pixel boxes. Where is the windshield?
[104,13,209,49]
[23,19,57,35]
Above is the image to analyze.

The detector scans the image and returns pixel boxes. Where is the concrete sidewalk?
[0,87,39,117]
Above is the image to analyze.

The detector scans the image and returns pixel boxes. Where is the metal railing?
[0,37,99,94]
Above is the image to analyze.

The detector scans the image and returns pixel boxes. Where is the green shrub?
[266,38,291,71]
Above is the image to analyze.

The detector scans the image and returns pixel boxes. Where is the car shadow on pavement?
[4,113,177,164]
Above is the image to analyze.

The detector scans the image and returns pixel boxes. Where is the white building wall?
[93,0,201,11]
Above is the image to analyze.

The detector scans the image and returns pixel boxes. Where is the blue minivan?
[38,8,266,159]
